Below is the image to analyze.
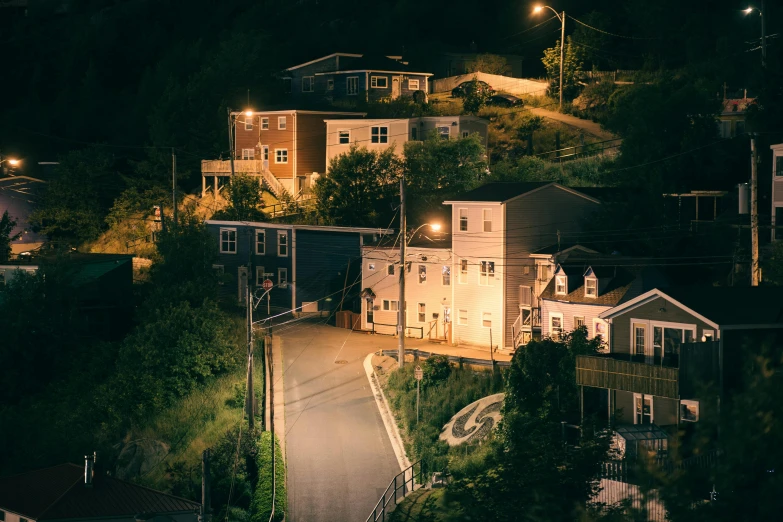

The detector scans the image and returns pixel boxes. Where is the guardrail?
[380,349,511,368]
[371,322,424,339]
[366,460,424,522]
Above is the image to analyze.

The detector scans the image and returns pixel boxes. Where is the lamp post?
[534,5,565,110]
[744,3,766,68]
[226,109,255,179]
[0,156,21,176]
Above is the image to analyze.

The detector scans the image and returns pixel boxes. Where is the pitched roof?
[540,264,640,306]
[0,464,200,520]
[530,243,599,257]
[328,54,433,75]
[443,182,600,204]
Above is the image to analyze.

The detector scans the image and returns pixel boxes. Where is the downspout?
[292,229,297,313]
[501,203,507,348]
[293,112,298,195]
[365,71,370,103]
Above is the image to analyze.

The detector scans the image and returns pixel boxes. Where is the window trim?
[634,393,654,424]
[680,399,699,422]
[302,76,315,93]
[327,78,335,91]
[278,267,288,288]
[555,275,567,295]
[242,148,255,160]
[437,126,450,140]
[339,129,351,144]
[408,78,420,90]
[255,229,265,255]
[550,312,563,339]
[370,76,388,88]
[417,302,426,323]
[219,227,237,254]
[458,309,468,325]
[459,259,468,284]
[370,126,389,144]
[261,117,269,130]
[442,265,451,286]
[482,311,492,328]
[585,277,597,298]
[418,264,427,284]
[479,260,495,286]
[255,266,266,286]
[462,130,469,138]
[244,115,253,130]
[631,318,697,357]
[459,208,468,231]
[574,316,585,330]
[277,230,289,257]
[593,318,609,346]
[482,208,492,232]
[383,299,399,311]
[275,148,289,164]
[347,76,359,95]
[278,116,287,130]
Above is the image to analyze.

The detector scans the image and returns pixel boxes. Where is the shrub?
[251,432,286,522]
[422,355,451,386]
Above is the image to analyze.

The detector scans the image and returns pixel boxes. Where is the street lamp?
[226,108,255,178]
[0,156,21,175]
[398,220,441,369]
[744,4,766,68]
[533,4,566,111]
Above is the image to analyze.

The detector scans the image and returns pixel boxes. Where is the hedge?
[251,431,286,522]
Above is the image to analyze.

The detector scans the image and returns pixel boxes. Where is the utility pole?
[172,149,178,228]
[199,450,211,522]
[246,282,255,429]
[762,0,767,68]
[227,107,236,178]
[398,174,407,368]
[751,137,760,286]
[559,10,565,111]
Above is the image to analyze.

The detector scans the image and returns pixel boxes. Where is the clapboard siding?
[576,355,679,398]
[541,299,611,340]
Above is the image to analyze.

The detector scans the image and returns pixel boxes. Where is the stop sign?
[262,279,273,291]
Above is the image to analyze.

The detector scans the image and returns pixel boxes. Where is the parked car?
[451,80,493,98]
[487,93,524,108]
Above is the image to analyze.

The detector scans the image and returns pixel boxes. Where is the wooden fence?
[431,72,548,97]
[576,355,679,399]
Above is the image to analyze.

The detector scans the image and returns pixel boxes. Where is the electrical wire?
[568,15,662,41]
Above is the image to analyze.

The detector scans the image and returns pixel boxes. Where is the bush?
[251,432,286,522]
[422,355,451,386]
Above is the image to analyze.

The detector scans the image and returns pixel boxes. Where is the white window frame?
[275,148,288,164]
[462,130,469,138]
[593,318,609,347]
[574,316,585,329]
[277,230,288,257]
[302,76,315,93]
[555,275,567,295]
[483,209,492,232]
[459,259,468,284]
[370,76,388,88]
[479,260,494,286]
[585,277,597,298]
[437,126,450,140]
[418,302,426,323]
[633,393,654,424]
[371,126,389,144]
[459,208,468,231]
[327,78,334,91]
[418,264,427,284]
[242,148,255,160]
[539,264,550,282]
[219,227,237,254]
[482,312,492,328]
[680,399,699,422]
[458,309,468,325]
[278,116,287,130]
[255,266,266,286]
[261,117,269,130]
[631,319,697,357]
[442,265,451,286]
[244,115,253,130]
[255,229,265,255]
[347,76,359,95]
[278,267,288,288]
[408,79,420,90]
[550,313,563,339]
[339,130,351,144]
[383,299,399,311]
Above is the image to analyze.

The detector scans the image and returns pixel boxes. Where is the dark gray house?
[283,53,433,104]
[206,220,391,315]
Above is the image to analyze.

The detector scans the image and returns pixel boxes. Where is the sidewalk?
[351,329,513,363]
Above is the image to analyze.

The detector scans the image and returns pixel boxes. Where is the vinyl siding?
[325,119,410,169]
[295,113,330,176]
[235,112,294,179]
[540,299,611,341]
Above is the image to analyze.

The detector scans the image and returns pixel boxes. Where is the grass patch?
[251,431,287,522]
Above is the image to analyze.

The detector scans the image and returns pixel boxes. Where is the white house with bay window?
[324,116,488,170]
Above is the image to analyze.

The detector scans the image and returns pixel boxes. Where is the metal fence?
[366,460,424,522]
[371,322,424,339]
[380,349,511,368]
[536,137,622,163]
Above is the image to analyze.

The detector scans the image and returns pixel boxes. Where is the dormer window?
[585,278,597,298]
[555,275,567,295]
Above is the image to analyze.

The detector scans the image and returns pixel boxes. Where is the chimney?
[85,454,95,488]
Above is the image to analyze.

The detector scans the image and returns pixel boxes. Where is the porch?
[201,159,308,201]
[511,306,541,348]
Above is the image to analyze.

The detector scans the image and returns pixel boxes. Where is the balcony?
[201,159,264,174]
[576,354,679,399]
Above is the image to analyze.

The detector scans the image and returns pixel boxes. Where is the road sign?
[414,365,423,381]
[262,279,273,291]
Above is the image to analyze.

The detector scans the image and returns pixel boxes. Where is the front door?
[391,77,401,99]
[262,145,269,170]
[634,394,653,424]
[366,299,374,328]
[442,305,451,342]
[632,323,650,359]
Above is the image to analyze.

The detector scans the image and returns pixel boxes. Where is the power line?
[569,15,662,41]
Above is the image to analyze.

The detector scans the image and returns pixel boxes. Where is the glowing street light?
[743,5,766,67]
[533,4,566,110]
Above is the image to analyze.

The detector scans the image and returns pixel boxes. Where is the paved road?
[280,320,402,522]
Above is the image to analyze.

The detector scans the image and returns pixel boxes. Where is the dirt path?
[528,107,617,141]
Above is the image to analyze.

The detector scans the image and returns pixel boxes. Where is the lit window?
[387,264,395,276]
[585,278,597,298]
[255,229,265,255]
[418,264,427,284]
[442,265,451,285]
[277,231,288,257]
[278,267,288,288]
[482,312,491,328]
[347,76,359,95]
[483,209,492,232]
[327,79,334,91]
[418,303,426,322]
[242,148,255,160]
[459,208,468,231]
[371,126,388,144]
[370,76,388,88]
[408,79,420,90]
[278,116,287,130]
[245,115,253,130]
[680,400,699,422]
[479,261,495,286]
[220,228,237,254]
[551,314,563,339]
[255,266,266,286]
[302,76,314,92]
[339,130,350,144]
[458,309,468,325]
[459,259,468,284]
[261,118,269,130]
[555,275,566,295]
[438,126,450,140]
[275,149,288,164]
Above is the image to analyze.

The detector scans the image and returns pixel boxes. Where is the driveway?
[280,320,406,522]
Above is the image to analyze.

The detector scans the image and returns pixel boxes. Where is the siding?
[615,390,634,424]
[653,396,678,426]
[325,119,411,169]
[503,186,600,347]
[610,296,714,354]
[294,230,362,312]
[235,112,295,179]
[541,299,611,341]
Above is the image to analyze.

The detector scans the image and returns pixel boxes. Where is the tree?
[213,174,266,222]
[462,77,493,114]
[0,210,21,262]
[446,328,611,521]
[541,37,584,102]
[313,145,402,227]
[466,53,510,76]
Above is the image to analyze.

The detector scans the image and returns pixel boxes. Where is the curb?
[363,353,411,473]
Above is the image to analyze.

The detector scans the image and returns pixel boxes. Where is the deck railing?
[576,354,679,398]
